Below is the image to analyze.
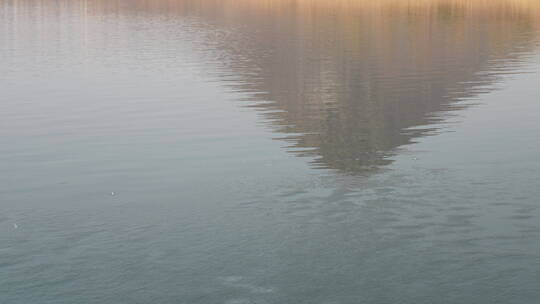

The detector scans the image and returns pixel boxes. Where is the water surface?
[2,1,540,303]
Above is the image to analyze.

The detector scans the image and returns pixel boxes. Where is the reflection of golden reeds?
[74,0,540,15]
[302,0,540,8]
[99,0,540,12]
[74,0,540,33]
[8,0,540,14]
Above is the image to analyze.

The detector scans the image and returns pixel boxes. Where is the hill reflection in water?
[86,0,540,172]
[194,1,537,173]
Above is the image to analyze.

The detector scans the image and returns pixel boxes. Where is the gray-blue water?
[2,1,540,303]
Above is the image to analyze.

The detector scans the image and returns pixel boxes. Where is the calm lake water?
[2,0,540,303]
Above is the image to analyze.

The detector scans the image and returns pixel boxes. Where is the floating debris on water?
[13,223,18,229]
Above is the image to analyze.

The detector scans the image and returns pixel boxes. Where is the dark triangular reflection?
[91,0,540,173]
[189,1,540,173]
